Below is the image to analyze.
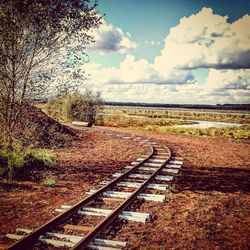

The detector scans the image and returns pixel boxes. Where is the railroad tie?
[86,189,166,202]
[55,205,151,223]
[6,228,127,249]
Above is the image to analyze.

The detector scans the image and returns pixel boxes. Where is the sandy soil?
[0,126,249,249]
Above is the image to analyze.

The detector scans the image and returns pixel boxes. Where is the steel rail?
[72,144,171,249]
[8,134,154,250]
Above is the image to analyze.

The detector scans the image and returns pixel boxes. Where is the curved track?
[7,128,182,250]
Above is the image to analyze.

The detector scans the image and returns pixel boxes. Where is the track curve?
[7,128,181,250]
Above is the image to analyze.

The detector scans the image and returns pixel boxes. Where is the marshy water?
[175,120,242,129]
[100,113,243,129]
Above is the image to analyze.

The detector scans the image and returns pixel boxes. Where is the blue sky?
[81,0,250,104]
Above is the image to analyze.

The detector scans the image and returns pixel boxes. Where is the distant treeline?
[105,102,250,111]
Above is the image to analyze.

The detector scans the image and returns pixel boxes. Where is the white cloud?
[228,89,250,103]
[85,55,194,85]
[49,7,250,104]
[87,19,137,54]
[155,7,250,70]
[204,69,250,92]
[202,69,250,103]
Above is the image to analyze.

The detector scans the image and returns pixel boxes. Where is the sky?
[81,0,250,104]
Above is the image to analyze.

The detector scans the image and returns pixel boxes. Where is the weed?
[0,146,55,179]
[42,177,56,187]
[30,150,55,165]
[0,144,30,179]
[142,125,250,140]
[0,167,6,177]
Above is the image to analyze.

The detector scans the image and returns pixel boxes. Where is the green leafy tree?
[0,0,101,148]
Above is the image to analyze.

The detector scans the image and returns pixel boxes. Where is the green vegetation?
[42,177,57,187]
[95,114,185,127]
[143,125,250,140]
[0,145,29,179]
[0,0,101,150]
[31,150,55,165]
[106,108,250,124]
[0,145,54,179]
[46,90,104,124]
[99,107,250,141]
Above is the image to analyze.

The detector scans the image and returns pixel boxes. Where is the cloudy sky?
[82,0,250,104]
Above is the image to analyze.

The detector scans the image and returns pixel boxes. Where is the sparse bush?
[0,144,30,179]
[123,109,250,124]
[98,115,185,127]
[43,177,56,187]
[141,125,250,140]
[31,150,55,165]
[45,90,104,124]
[45,96,66,122]
[0,146,55,179]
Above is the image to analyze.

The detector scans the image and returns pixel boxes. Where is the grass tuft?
[30,150,55,165]
[0,146,55,179]
[42,177,56,187]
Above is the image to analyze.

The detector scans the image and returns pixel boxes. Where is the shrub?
[45,96,66,122]
[45,90,104,124]
[0,146,55,179]
[0,145,29,179]
[30,150,55,165]
[42,177,56,187]
[141,125,250,140]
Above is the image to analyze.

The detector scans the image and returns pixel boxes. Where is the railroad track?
[6,129,183,249]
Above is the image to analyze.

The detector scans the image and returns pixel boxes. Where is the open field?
[95,106,250,141]
[102,105,250,124]
[1,1,250,249]
[0,126,249,249]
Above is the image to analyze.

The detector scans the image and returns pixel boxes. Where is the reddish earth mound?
[14,105,76,147]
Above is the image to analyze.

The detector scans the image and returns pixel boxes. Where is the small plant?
[31,150,55,165]
[0,146,55,179]
[42,177,57,187]
[0,144,30,179]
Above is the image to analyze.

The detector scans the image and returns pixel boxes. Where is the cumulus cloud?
[83,68,250,104]
[155,7,250,70]
[203,69,250,103]
[85,55,194,85]
[204,69,250,92]
[82,8,250,104]
[87,19,137,54]
[172,69,250,103]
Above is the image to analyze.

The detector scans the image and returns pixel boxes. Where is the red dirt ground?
[0,128,147,249]
[101,127,250,250]
[0,126,249,249]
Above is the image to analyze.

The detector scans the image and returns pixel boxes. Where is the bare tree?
[0,0,101,148]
